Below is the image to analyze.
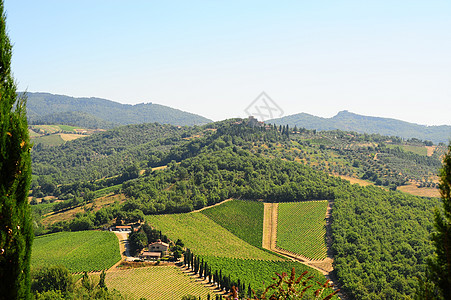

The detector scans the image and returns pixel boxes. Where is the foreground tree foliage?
[31,265,123,300]
[0,2,33,299]
[428,143,451,299]
[225,268,338,300]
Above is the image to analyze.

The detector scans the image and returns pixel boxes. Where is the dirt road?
[109,231,132,271]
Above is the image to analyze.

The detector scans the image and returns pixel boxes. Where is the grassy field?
[106,266,217,300]
[32,134,65,146]
[386,144,428,156]
[58,124,79,131]
[28,128,41,137]
[277,201,328,260]
[31,201,57,215]
[29,125,90,146]
[201,200,264,248]
[31,124,81,134]
[146,213,281,261]
[31,231,121,272]
[201,256,337,298]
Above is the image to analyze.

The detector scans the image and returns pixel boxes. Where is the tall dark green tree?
[429,143,451,299]
[0,2,33,299]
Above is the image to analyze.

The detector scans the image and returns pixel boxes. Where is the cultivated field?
[32,134,65,146]
[276,201,328,260]
[106,266,217,300]
[146,212,280,261]
[202,256,337,298]
[201,200,264,248]
[31,231,121,273]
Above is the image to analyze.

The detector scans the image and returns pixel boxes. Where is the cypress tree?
[214,270,219,286]
[195,256,199,274]
[199,259,203,277]
[0,2,33,299]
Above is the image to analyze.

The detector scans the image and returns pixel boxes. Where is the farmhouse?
[149,240,169,255]
[139,251,161,261]
[110,225,132,232]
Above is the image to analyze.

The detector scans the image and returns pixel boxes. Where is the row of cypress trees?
[183,249,251,298]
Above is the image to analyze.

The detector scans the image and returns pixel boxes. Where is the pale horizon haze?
[5,0,451,126]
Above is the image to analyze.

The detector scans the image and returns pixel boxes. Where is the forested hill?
[268,110,451,144]
[23,92,212,128]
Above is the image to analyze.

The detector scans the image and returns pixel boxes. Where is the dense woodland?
[30,119,444,199]
[25,92,212,128]
[28,119,446,299]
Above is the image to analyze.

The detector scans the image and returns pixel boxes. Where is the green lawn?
[146,212,280,261]
[31,231,121,272]
[277,201,328,260]
[201,200,264,248]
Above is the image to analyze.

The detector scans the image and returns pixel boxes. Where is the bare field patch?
[426,146,435,157]
[59,133,85,141]
[152,165,168,171]
[398,184,440,198]
[335,175,373,186]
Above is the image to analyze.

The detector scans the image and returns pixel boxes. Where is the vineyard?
[200,256,338,298]
[106,266,216,299]
[201,200,264,248]
[31,231,121,273]
[146,212,280,261]
[276,201,328,260]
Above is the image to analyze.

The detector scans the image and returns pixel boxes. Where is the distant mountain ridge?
[23,92,212,128]
[268,110,451,144]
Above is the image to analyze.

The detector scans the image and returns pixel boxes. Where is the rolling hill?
[268,110,451,144]
[24,92,212,128]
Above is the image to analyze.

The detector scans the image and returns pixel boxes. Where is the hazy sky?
[5,0,451,125]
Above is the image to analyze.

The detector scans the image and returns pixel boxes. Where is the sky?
[4,0,451,125]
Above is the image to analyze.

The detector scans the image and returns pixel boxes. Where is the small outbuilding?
[110,225,132,232]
